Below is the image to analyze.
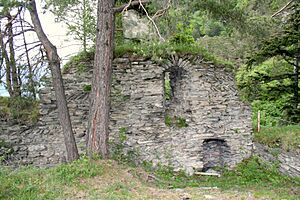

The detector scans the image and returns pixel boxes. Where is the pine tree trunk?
[28,0,79,162]
[86,0,115,158]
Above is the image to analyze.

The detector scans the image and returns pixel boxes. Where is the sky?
[0,0,81,96]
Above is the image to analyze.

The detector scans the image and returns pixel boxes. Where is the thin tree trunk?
[86,0,115,158]
[7,14,21,97]
[20,13,36,99]
[0,28,13,97]
[28,0,79,162]
[83,0,87,53]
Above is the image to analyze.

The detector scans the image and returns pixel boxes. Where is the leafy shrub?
[63,49,95,73]
[83,84,92,92]
[169,23,195,45]
[0,139,14,163]
[0,96,39,123]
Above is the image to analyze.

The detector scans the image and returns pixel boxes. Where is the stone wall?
[254,142,300,177]
[0,55,253,174]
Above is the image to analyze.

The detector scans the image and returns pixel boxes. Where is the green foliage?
[164,77,171,101]
[248,2,300,66]
[0,96,39,124]
[63,49,95,73]
[83,84,91,92]
[115,41,234,70]
[54,156,103,184]
[176,117,188,128]
[0,139,14,163]
[169,23,195,44]
[236,58,298,125]
[0,0,23,15]
[0,157,103,199]
[164,115,172,127]
[164,115,188,128]
[143,156,299,199]
[254,125,300,151]
[110,127,138,165]
[46,0,96,51]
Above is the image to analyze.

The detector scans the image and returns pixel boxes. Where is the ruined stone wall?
[0,56,253,174]
[254,143,300,177]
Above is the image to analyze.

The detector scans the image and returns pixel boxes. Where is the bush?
[0,96,39,124]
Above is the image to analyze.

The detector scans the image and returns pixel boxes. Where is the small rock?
[204,194,215,199]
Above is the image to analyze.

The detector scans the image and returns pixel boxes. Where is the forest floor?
[1,158,299,200]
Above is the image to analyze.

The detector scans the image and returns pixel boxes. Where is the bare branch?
[138,0,165,42]
[114,0,150,13]
[152,0,171,20]
[121,0,133,13]
[272,0,294,18]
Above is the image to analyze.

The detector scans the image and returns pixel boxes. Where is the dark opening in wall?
[202,138,230,172]
[163,66,185,105]
[164,72,172,103]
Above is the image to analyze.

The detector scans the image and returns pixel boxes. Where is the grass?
[63,49,95,74]
[0,157,103,200]
[254,125,300,152]
[0,156,299,200]
[63,41,234,75]
[114,41,234,70]
[143,156,300,199]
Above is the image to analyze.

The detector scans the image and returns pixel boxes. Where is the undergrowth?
[0,96,39,124]
[115,41,234,70]
[0,157,103,200]
[254,125,300,151]
[0,156,299,199]
[142,156,300,199]
[63,41,234,74]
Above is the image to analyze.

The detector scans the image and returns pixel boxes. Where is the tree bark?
[28,0,79,162]
[86,0,115,158]
[0,30,13,97]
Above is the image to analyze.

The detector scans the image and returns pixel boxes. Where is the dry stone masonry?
[1,55,253,174]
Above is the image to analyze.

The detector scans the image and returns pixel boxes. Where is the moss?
[83,84,92,92]
[176,117,188,128]
[165,115,172,127]
[164,115,188,128]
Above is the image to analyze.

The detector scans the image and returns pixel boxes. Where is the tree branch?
[272,0,294,18]
[138,0,165,42]
[114,0,149,13]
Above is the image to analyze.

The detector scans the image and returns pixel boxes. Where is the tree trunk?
[20,14,36,99]
[82,0,87,53]
[86,0,115,158]
[7,14,21,97]
[28,0,79,162]
[0,31,13,97]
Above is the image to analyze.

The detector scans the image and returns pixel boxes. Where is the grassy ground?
[254,125,300,152]
[0,157,299,200]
